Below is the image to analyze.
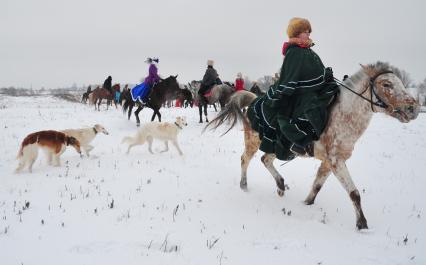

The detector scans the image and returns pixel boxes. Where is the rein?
[333,70,393,112]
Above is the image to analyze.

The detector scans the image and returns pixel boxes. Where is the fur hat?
[207,59,214,66]
[145,57,159,64]
[286,17,312,38]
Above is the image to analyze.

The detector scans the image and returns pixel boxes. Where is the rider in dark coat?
[103,76,112,93]
[247,17,339,160]
[198,60,218,103]
[249,81,263,96]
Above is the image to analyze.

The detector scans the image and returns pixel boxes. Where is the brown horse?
[92,84,120,111]
[205,62,420,229]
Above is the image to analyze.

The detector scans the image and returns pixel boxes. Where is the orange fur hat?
[286,17,312,38]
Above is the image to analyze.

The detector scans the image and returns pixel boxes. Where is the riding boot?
[289,142,314,157]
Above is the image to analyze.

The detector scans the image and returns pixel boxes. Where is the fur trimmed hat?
[207,59,214,66]
[286,17,312,38]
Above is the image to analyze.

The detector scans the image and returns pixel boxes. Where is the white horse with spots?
[206,62,420,229]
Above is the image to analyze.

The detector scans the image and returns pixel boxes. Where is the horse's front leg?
[261,153,286,196]
[198,105,203,123]
[134,105,143,127]
[151,109,160,122]
[98,99,102,111]
[204,104,208,123]
[304,161,332,205]
[331,159,368,229]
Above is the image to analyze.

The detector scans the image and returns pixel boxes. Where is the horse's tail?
[204,90,257,135]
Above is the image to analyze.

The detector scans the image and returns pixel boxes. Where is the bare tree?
[418,78,426,93]
[390,66,413,87]
[257,75,274,91]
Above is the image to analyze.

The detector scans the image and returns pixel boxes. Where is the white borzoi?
[15,130,81,173]
[122,116,187,155]
[61,124,109,157]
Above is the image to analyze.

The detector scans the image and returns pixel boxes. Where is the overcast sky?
[1,0,425,89]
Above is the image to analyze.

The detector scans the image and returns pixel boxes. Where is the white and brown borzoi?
[122,116,187,155]
[206,62,420,229]
[61,124,109,157]
[15,130,82,173]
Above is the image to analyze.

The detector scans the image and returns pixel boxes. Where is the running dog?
[61,124,109,156]
[122,116,187,155]
[15,130,81,173]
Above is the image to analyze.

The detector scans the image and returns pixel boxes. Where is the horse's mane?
[338,61,396,112]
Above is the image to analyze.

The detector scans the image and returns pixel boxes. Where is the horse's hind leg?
[240,128,261,191]
[134,105,143,127]
[127,104,133,120]
[261,153,286,197]
[304,161,332,205]
[331,159,368,229]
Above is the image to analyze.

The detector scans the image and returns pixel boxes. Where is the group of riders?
[86,17,341,159]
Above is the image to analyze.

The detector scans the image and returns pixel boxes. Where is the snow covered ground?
[0,95,425,265]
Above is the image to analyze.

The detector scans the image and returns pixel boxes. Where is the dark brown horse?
[92,84,120,111]
[122,75,181,126]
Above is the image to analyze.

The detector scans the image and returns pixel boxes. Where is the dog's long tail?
[121,136,135,144]
[16,144,24,159]
[204,90,258,135]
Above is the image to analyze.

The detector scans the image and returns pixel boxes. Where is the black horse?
[176,88,193,108]
[122,75,183,126]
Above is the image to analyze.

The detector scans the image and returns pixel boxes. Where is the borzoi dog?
[61,124,109,156]
[15,130,81,173]
[122,116,187,155]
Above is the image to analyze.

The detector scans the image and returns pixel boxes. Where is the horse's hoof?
[199,121,203,123]
[356,218,368,230]
[304,198,315,205]
[136,123,140,127]
[277,189,285,197]
[240,181,248,191]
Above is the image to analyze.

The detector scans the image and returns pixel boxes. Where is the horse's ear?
[360,64,369,72]
[360,63,374,76]
[174,74,178,79]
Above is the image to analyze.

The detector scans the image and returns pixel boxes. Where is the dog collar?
[174,122,183,130]
[93,127,98,134]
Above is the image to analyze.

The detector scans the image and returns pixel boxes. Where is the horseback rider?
[86,85,92,94]
[249,81,262,96]
[198,59,219,104]
[235,72,245,91]
[247,17,339,160]
[102,76,112,93]
[130,58,161,104]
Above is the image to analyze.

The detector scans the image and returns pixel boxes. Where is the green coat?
[247,44,339,160]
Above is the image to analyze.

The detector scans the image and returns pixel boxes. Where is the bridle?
[333,70,393,112]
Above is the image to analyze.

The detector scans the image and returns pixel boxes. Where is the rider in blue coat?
[131,58,161,103]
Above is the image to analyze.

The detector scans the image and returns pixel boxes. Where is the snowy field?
[0,95,425,265]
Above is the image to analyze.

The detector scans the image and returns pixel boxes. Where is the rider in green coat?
[247,17,339,160]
